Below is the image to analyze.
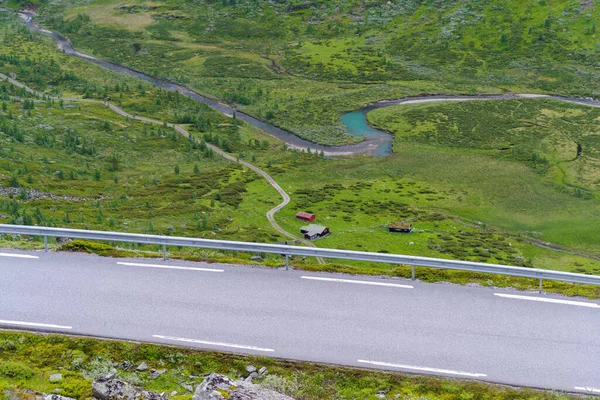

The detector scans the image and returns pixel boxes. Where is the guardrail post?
[411,265,415,281]
[539,278,543,294]
[162,244,167,261]
[44,236,48,252]
[285,254,289,271]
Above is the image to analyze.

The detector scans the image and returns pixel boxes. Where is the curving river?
[18,12,600,157]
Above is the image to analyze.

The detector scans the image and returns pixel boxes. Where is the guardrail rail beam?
[0,224,598,288]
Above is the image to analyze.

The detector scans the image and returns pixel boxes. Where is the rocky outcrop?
[192,373,294,400]
[0,186,110,202]
[92,377,166,400]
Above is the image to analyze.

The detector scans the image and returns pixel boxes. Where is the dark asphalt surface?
[0,249,598,394]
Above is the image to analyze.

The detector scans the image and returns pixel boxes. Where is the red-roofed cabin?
[296,212,316,222]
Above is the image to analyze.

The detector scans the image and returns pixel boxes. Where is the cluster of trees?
[175,111,212,132]
[0,118,23,142]
[0,199,54,227]
[22,99,35,110]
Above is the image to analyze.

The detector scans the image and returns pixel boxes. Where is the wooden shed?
[296,212,316,222]
[388,222,413,233]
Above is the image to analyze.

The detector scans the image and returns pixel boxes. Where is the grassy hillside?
[369,99,600,191]
[1,6,600,282]
[29,0,600,145]
[0,13,289,245]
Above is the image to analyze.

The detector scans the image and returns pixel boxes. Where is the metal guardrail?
[1,224,599,291]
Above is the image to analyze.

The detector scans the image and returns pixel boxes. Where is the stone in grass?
[45,395,75,400]
[181,384,194,393]
[49,374,62,383]
[245,365,257,373]
[244,372,258,382]
[136,362,149,371]
[192,373,294,400]
[92,377,165,400]
[150,369,167,379]
[258,367,268,376]
[45,396,75,400]
[103,369,117,381]
[118,361,134,371]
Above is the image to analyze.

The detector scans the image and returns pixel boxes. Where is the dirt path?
[0,73,324,262]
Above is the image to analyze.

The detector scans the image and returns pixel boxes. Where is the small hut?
[296,212,316,222]
[300,224,330,240]
[388,222,413,233]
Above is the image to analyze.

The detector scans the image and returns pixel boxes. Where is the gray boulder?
[118,361,134,371]
[49,374,62,382]
[149,369,166,379]
[192,373,294,400]
[92,377,165,400]
[44,396,76,400]
[136,362,149,372]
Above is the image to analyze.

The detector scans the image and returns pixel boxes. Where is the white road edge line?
[152,335,274,352]
[0,319,72,330]
[0,253,39,259]
[574,386,600,394]
[494,293,600,308]
[302,276,413,289]
[357,360,487,378]
[117,262,224,273]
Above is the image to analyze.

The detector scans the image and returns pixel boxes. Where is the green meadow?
[29,0,600,145]
[0,4,599,283]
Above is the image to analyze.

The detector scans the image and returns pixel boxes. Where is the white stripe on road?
[302,276,413,289]
[0,253,39,259]
[357,360,487,378]
[575,387,600,394]
[0,319,72,330]
[117,262,224,273]
[152,335,274,352]
[494,293,600,308]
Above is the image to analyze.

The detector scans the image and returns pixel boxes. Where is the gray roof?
[301,224,327,236]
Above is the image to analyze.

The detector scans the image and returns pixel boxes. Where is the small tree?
[107,152,120,171]
[9,175,19,188]
[174,165,180,175]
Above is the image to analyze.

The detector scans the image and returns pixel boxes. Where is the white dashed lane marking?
[152,335,274,352]
[0,253,39,259]
[357,359,487,378]
[0,319,72,329]
[117,262,224,273]
[494,293,600,308]
[301,276,413,289]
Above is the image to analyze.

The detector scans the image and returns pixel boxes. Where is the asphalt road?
[0,250,598,395]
